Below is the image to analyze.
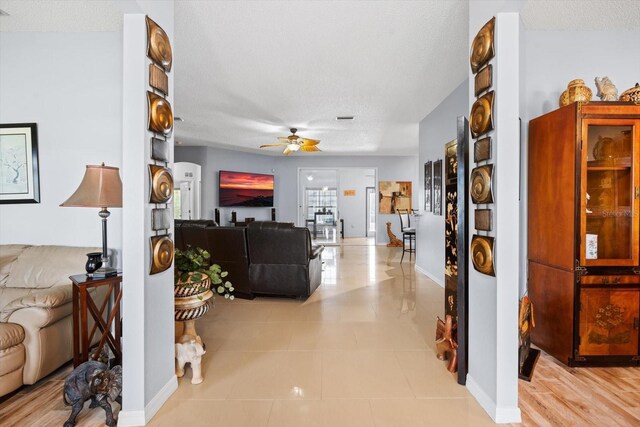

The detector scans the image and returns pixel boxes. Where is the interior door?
[180,181,191,219]
[366,187,376,237]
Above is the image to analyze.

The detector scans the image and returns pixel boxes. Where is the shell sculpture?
[594,76,618,101]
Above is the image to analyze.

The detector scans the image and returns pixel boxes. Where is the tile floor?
[150,245,495,427]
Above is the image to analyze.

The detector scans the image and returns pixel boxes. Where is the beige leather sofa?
[0,244,104,397]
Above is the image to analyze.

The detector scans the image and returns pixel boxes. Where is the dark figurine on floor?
[62,361,122,427]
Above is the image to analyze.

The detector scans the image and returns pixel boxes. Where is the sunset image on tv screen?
[219,171,274,207]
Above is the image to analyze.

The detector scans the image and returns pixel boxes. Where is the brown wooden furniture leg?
[80,286,88,364]
[114,281,122,358]
[72,283,80,367]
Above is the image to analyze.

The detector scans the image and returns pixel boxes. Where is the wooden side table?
[70,273,122,367]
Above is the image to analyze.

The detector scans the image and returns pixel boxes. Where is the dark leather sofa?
[174,220,323,299]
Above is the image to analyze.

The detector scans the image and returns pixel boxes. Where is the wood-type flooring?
[516,350,640,427]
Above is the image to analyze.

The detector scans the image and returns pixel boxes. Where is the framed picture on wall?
[379,181,412,214]
[433,159,442,216]
[0,123,40,204]
[424,161,432,212]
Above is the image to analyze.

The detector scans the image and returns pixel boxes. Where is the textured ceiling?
[174,1,469,156]
[0,0,122,32]
[2,1,638,155]
[521,0,640,30]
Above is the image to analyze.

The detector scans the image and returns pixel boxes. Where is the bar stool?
[397,209,416,262]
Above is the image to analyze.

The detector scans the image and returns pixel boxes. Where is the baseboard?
[118,375,178,426]
[466,374,521,424]
[117,410,146,426]
[495,405,522,424]
[145,375,178,424]
[466,375,497,421]
[414,264,444,287]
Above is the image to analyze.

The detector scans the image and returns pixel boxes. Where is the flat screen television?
[218,170,274,207]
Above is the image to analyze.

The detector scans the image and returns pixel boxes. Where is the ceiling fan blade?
[301,139,320,146]
[300,145,321,152]
[277,136,291,141]
[260,143,288,148]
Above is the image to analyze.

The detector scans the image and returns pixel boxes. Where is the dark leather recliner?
[246,222,324,298]
[175,221,253,299]
[176,220,214,252]
[205,226,253,299]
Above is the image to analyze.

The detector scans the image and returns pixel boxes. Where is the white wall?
[176,146,418,244]
[523,30,640,122]
[0,32,123,260]
[416,80,468,286]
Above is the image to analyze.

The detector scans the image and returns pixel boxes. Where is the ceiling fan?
[260,128,321,155]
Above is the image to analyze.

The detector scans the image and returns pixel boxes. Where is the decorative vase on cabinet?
[528,101,640,366]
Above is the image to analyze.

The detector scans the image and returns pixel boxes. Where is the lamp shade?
[60,164,123,208]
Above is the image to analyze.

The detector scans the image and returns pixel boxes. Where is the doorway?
[366,186,376,238]
[297,167,377,245]
[298,169,339,245]
[173,162,202,220]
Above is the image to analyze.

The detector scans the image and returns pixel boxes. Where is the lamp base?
[92,266,118,278]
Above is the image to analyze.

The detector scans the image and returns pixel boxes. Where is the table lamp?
[61,163,123,277]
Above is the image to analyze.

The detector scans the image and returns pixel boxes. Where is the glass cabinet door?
[581,119,640,266]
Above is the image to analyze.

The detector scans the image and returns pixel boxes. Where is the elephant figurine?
[435,315,458,373]
[62,361,122,427]
[175,335,206,384]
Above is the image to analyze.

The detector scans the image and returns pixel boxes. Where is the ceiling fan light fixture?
[262,128,320,155]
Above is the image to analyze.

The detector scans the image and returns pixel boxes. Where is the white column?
[466,11,521,424]
[119,1,176,425]
[493,12,521,423]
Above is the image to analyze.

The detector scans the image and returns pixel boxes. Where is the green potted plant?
[174,247,234,324]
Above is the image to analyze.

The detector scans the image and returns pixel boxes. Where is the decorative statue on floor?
[175,335,207,384]
[518,295,540,381]
[435,315,458,373]
[63,361,122,427]
[386,222,403,247]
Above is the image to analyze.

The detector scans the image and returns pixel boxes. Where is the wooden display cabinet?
[528,102,640,366]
